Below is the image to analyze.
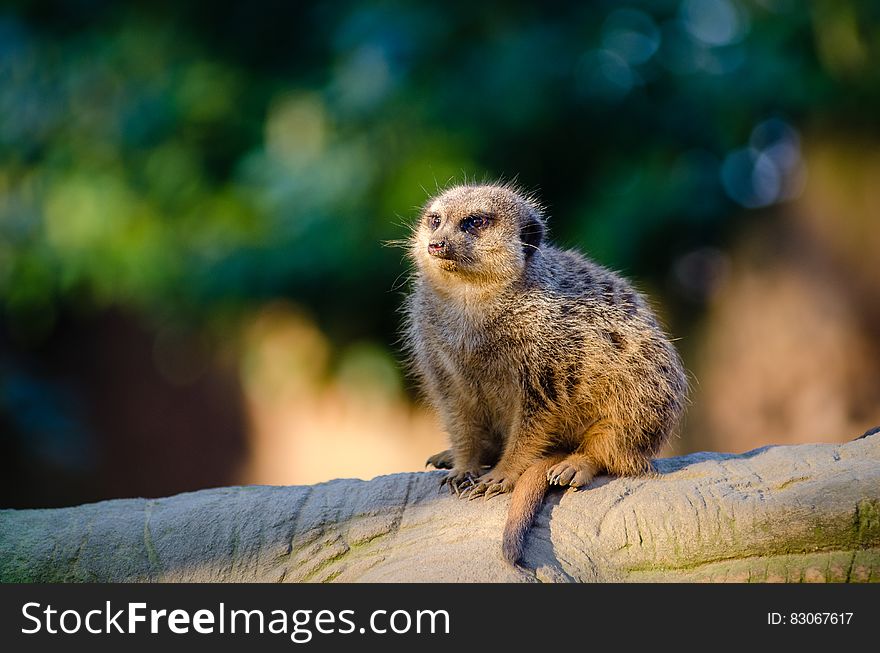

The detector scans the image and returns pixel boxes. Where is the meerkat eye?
[460,213,490,234]
[427,214,441,230]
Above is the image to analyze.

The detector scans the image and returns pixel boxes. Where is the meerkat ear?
[520,215,545,259]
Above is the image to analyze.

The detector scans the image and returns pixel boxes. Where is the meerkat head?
[410,184,546,289]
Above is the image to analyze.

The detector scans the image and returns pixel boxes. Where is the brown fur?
[401,183,688,565]
[502,452,567,564]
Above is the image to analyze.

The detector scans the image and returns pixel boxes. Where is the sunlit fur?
[401,183,688,565]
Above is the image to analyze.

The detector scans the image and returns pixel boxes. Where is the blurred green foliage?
[3,0,880,505]
[1,0,879,347]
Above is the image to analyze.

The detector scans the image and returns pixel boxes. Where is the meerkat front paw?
[426,449,454,470]
[439,468,480,496]
[460,468,518,500]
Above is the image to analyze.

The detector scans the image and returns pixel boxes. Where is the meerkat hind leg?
[461,436,545,500]
[460,461,519,500]
[547,454,598,489]
[549,420,651,489]
[547,421,611,489]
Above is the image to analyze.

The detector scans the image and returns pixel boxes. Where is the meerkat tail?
[502,453,567,565]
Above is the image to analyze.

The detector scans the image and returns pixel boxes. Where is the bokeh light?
[1,1,879,508]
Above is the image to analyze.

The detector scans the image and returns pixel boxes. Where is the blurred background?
[1,0,878,509]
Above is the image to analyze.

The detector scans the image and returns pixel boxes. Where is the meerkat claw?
[484,483,508,500]
[445,473,476,496]
[466,483,488,500]
[426,450,455,470]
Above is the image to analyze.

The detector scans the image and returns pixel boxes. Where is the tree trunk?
[2,433,878,582]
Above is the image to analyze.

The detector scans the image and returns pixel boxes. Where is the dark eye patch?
[459,212,493,235]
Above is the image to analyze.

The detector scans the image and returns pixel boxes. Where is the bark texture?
[2,434,878,582]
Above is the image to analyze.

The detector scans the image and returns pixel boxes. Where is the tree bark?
[2,433,878,582]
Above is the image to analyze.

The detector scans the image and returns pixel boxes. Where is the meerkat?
[402,182,688,565]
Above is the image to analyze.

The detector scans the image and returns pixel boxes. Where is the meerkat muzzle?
[428,240,452,259]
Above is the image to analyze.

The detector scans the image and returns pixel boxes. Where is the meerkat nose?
[428,240,449,258]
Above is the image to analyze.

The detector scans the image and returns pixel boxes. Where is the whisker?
[388,268,413,292]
